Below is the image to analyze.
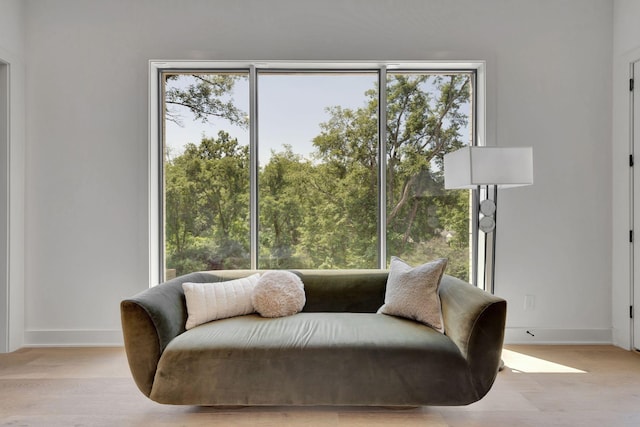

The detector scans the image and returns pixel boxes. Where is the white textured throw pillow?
[182,274,260,330]
[252,271,306,318]
[378,257,447,333]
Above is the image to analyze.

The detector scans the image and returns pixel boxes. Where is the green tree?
[385,75,470,245]
[164,73,250,276]
[164,72,472,280]
[165,131,250,275]
[164,74,248,128]
[309,102,379,268]
[259,146,310,268]
[310,74,471,278]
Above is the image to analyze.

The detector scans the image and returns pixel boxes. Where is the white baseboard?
[504,327,612,345]
[24,329,124,347]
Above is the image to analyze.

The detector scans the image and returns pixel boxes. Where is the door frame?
[0,48,25,353]
[633,57,640,351]
[0,59,8,352]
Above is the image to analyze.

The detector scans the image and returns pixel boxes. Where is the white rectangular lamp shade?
[444,146,533,189]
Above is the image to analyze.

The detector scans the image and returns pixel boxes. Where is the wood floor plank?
[1,345,639,426]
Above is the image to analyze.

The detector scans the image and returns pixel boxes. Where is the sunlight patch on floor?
[502,349,587,373]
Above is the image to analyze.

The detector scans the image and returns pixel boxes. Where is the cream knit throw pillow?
[182,274,260,330]
[378,257,447,333]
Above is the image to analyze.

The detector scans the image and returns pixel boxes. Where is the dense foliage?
[164,73,471,280]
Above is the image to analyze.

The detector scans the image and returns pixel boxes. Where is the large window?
[154,62,479,283]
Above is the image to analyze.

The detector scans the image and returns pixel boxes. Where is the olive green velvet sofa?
[120,270,506,407]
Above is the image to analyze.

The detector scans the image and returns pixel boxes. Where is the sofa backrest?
[197,269,389,313]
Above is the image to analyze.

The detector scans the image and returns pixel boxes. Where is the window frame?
[149,60,487,286]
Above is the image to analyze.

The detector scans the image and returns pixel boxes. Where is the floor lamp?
[444,146,533,372]
[443,146,534,293]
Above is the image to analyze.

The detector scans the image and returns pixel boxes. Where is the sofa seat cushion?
[150,313,477,406]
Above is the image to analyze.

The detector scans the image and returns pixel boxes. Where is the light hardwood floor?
[1,345,639,426]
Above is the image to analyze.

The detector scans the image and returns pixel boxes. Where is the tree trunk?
[401,199,419,248]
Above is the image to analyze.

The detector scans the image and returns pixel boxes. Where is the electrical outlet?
[524,295,535,311]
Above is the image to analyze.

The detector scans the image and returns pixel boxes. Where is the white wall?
[22,0,613,345]
[0,0,26,351]
[612,0,640,349]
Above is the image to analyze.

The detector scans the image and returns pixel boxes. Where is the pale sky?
[164,73,377,165]
[164,72,472,167]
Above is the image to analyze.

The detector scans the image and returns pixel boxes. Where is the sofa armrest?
[120,272,215,396]
[439,275,506,398]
